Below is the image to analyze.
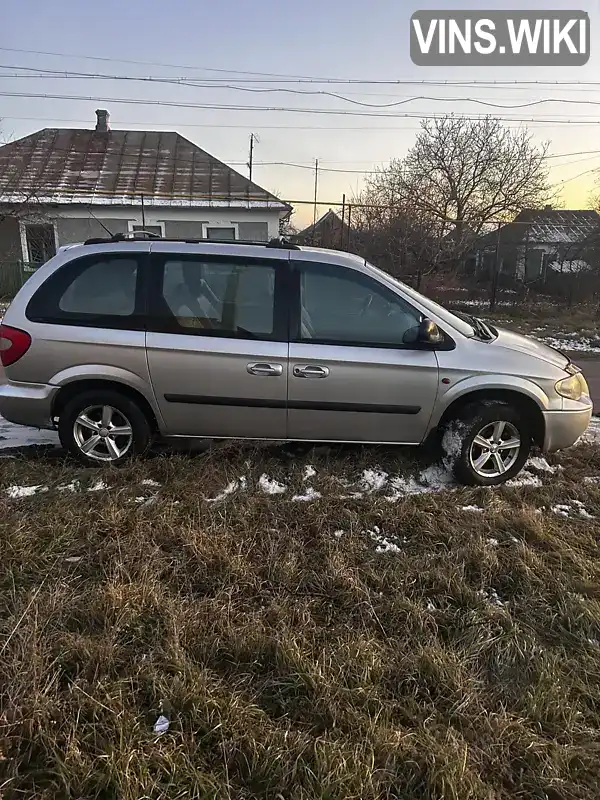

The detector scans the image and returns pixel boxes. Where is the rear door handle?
[293,364,330,379]
[247,362,283,377]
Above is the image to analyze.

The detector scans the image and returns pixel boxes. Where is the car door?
[287,257,440,444]
[146,247,289,439]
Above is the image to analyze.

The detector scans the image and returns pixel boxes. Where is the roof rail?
[83,234,300,249]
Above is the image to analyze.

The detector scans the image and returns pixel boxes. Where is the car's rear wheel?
[442,402,531,486]
[58,390,152,466]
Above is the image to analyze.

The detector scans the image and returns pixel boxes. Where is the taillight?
[0,324,32,367]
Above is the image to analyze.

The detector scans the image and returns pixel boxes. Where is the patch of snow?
[0,416,59,450]
[536,336,600,354]
[478,588,505,607]
[303,465,316,481]
[487,537,499,546]
[64,556,83,563]
[258,474,287,495]
[333,529,345,538]
[153,715,169,735]
[385,476,430,501]
[506,470,542,488]
[141,479,161,488]
[584,476,600,484]
[551,504,571,517]
[366,526,405,554]
[292,486,322,501]
[6,484,48,498]
[527,456,557,473]
[441,422,466,462]
[88,479,108,492]
[420,464,455,489]
[571,500,595,519]
[587,638,600,646]
[360,468,388,493]
[577,417,600,446]
[58,481,80,492]
[207,477,246,502]
[461,505,484,512]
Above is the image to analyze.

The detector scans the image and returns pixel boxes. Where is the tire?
[442,402,531,487]
[58,389,152,466]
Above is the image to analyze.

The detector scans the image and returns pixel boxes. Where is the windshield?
[365,262,477,338]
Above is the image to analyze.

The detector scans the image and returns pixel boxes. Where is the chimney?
[95,109,110,132]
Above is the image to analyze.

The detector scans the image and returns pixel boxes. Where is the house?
[0,110,291,291]
[472,208,600,283]
[294,209,351,249]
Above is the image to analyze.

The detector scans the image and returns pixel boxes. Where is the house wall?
[164,220,269,241]
[53,205,281,241]
[56,217,130,244]
[0,217,21,262]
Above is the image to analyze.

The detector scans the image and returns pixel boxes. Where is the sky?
[2,0,600,226]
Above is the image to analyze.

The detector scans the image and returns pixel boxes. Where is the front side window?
[298,264,420,347]
[156,257,276,338]
[26,255,141,327]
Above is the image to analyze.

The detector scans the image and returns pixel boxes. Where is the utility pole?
[248,133,259,183]
[140,193,146,229]
[490,222,502,312]
[339,193,346,249]
[312,159,319,243]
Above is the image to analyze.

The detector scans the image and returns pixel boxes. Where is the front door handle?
[293,364,330,379]
[247,362,283,377]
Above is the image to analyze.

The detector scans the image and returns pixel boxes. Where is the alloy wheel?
[468,420,521,479]
[72,404,133,462]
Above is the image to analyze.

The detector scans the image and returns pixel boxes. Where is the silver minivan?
[0,236,592,485]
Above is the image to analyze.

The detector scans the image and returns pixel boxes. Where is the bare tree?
[395,116,551,233]
[351,116,552,286]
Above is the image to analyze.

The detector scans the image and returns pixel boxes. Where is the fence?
[0,262,40,298]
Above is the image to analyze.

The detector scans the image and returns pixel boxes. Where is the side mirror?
[403,318,444,346]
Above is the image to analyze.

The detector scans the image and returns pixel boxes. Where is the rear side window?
[26,254,144,328]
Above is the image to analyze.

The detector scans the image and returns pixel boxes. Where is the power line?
[4,115,593,132]
[5,47,600,91]
[3,90,600,123]
[4,65,600,110]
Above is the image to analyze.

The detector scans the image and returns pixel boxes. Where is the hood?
[492,326,570,370]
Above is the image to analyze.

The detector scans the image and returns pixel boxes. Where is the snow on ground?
[535,336,600,355]
[0,417,59,450]
[578,416,600,445]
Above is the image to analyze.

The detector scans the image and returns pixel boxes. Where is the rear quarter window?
[26,254,145,329]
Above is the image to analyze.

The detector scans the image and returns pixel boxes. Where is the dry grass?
[1,440,600,799]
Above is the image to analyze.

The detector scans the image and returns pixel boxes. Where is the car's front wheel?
[58,389,152,466]
[442,402,531,486]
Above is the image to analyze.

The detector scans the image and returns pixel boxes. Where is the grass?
[1,440,600,799]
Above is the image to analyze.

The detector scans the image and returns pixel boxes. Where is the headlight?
[555,372,589,401]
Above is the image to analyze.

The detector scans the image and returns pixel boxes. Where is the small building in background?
[0,110,291,294]
[472,208,600,285]
[294,209,352,249]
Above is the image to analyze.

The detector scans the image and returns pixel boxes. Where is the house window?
[24,223,56,264]
[130,223,164,237]
[202,224,238,241]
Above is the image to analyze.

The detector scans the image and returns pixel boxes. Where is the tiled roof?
[0,128,289,209]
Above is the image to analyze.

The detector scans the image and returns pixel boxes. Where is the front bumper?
[543,405,593,451]
[0,380,58,429]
